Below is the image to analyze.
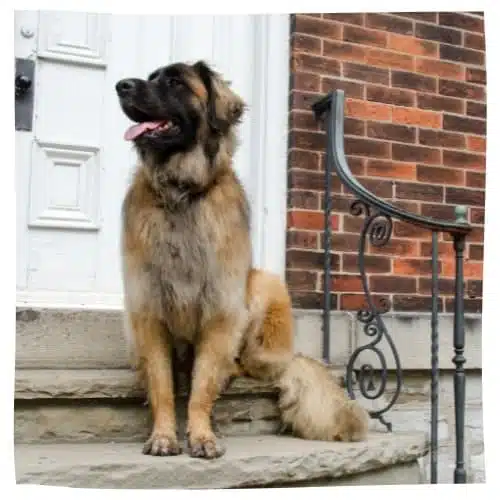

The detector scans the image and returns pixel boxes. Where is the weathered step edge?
[15,433,429,489]
[14,368,280,400]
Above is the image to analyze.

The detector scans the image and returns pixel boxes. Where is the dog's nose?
[115,79,137,97]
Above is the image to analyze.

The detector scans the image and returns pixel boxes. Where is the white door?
[15,11,289,309]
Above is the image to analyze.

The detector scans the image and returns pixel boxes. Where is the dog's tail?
[275,354,371,442]
[333,398,370,442]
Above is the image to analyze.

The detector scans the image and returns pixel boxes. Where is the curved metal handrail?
[312,90,472,236]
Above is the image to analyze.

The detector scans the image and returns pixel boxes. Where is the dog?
[116,60,369,459]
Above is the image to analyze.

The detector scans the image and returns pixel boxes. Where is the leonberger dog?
[115,60,368,459]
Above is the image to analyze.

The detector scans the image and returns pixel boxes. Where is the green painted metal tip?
[454,205,468,224]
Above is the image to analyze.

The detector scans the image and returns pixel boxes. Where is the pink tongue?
[124,121,165,141]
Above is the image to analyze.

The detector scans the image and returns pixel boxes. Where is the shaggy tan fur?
[276,355,370,442]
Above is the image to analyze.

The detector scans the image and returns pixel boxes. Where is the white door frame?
[15,12,290,310]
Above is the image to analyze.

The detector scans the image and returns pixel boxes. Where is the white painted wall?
[15,12,290,309]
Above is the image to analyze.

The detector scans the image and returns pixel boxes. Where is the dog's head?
[115,60,245,162]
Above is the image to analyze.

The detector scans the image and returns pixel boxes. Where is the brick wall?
[286,12,486,314]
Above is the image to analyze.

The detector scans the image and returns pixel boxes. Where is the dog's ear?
[192,60,246,133]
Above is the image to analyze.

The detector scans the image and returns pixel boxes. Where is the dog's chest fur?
[122,167,251,343]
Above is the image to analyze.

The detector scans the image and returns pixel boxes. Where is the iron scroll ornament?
[346,201,401,432]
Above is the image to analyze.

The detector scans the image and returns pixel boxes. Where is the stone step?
[15,369,284,443]
[16,307,482,371]
[15,432,428,488]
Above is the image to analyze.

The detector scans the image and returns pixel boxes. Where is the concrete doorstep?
[15,432,428,489]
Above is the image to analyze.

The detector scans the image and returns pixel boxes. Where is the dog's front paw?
[142,431,182,456]
[187,431,225,459]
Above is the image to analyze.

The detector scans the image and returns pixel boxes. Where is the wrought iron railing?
[312,90,472,484]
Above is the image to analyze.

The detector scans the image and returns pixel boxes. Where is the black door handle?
[15,73,32,98]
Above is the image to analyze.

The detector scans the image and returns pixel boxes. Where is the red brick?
[288,149,320,170]
[440,44,485,66]
[324,13,364,25]
[387,33,438,57]
[365,13,414,35]
[287,230,319,250]
[392,107,442,128]
[466,171,485,189]
[291,33,321,54]
[288,169,341,192]
[288,190,320,210]
[294,15,341,39]
[466,68,486,85]
[339,294,390,312]
[392,70,437,93]
[445,297,483,314]
[415,57,465,80]
[419,129,466,149]
[466,135,486,153]
[286,270,318,290]
[289,90,322,111]
[445,187,485,207]
[343,62,390,85]
[323,41,367,63]
[344,25,388,48]
[442,150,485,170]
[359,178,393,198]
[345,137,391,158]
[290,110,320,131]
[417,93,465,114]
[439,79,485,101]
[342,253,391,273]
[393,258,438,275]
[366,160,416,179]
[393,222,431,239]
[365,48,414,71]
[292,53,341,75]
[419,277,456,295]
[367,121,416,143]
[288,210,339,231]
[392,143,441,164]
[438,12,484,33]
[442,260,483,279]
[443,114,486,135]
[396,181,443,202]
[289,130,324,150]
[369,238,419,257]
[464,32,485,51]
[370,275,417,294]
[421,203,456,221]
[393,295,444,312]
[292,72,321,92]
[327,233,361,252]
[469,244,483,260]
[291,291,338,310]
[321,77,365,99]
[345,98,391,120]
[331,274,364,293]
[415,22,462,45]
[470,207,485,224]
[287,249,339,271]
[366,85,415,107]
[466,101,486,119]
[420,240,455,258]
[416,165,465,185]
[392,12,437,23]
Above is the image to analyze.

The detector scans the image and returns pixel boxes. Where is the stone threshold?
[15,432,428,489]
